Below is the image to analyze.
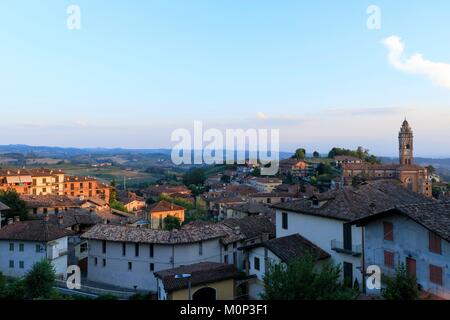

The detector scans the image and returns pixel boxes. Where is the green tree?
[293,148,306,160]
[313,151,320,158]
[262,256,356,300]
[382,264,419,300]
[24,260,56,299]
[426,165,436,175]
[182,168,206,186]
[163,215,182,230]
[0,190,28,223]
[220,174,231,183]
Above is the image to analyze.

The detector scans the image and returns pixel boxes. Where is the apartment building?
[64,176,111,200]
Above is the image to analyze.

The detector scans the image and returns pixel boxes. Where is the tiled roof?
[221,216,275,242]
[248,192,294,198]
[21,194,79,208]
[142,185,191,196]
[155,262,240,293]
[45,209,101,228]
[0,220,74,242]
[352,201,450,243]
[272,180,434,221]
[343,163,399,170]
[65,175,98,182]
[81,223,225,244]
[0,168,64,177]
[149,200,185,213]
[116,190,144,204]
[0,201,10,211]
[246,234,330,263]
[225,202,274,216]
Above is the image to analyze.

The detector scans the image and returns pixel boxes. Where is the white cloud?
[383,35,450,89]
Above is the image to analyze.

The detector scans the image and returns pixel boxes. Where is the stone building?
[342,119,432,197]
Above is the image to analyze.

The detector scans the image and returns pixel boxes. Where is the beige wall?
[170,279,235,300]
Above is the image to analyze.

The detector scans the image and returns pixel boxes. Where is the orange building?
[0,168,64,195]
[64,176,111,201]
[149,200,185,229]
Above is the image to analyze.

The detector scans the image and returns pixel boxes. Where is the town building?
[247,177,282,193]
[142,184,191,201]
[116,190,146,213]
[351,202,450,299]
[248,192,296,205]
[0,217,73,277]
[20,194,80,216]
[342,120,432,197]
[224,202,274,220]
[155,262,241,300]
[64,175,111,200]
[149,200,185,229]
[272,179,434,290]
[241,233,330,299]
[334,156,363,166]
[0,168,65,195]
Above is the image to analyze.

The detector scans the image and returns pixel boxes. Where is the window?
[343,224,352,251]
[429,265,443,285]
[43,178,47,184]
[128,262,133,271]
[224,255,229,264]
[9,261,14,268]
[19,243,24,252]
[55,208,59,214]
[233,242,237,249]
[43,208,48,214]
[42,188,47,193]
[150,263,154,272]
[9,243,14,251]
[102,241,106,254]
[33,208,38,214]
[94,257,98,266]
[384,250,394,268]
[429,232,442,254]
[383,222,393,241]
[267,198,271,204]
[282,212,288,230]
[35,244,42,253]
[135,243,140,257]
[254,257,260,271]
[103,259,106,267]
[149,244,154,258]
[199,241,203,256]
[233,252,237,266]
[122,243,126,256]
[19,261,24,269]
[224,244,229,251]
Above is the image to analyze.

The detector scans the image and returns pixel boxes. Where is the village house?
[334,156,363,166]
[224,202,275,220]
[351,202,450,299]
[248,192,296,205]
[0,217,73,278]
[80,215,274,292]
[142,184,191,201]
[116,190,146,213]
[155,262,241,300]
[241,233,331,299]
[64,175,111,200]
[206,196,247,220]
[247,177,282,193]
[20,194,80,216]
[80,197,110,212]
[149,200,185,229]
[272,179,434,290]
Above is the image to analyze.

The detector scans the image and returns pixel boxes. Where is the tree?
[24,260,56,299]
[0,190,28,223]
[262,256,356,300]
[182,168,206,186]
[293,148,306,160]
[382,264,419,300]
[163,215,181,230]
[313,151,320,158]
[426,165,436,175]
[220,174,231,183]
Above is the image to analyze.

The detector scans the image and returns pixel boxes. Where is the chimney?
[57,214,64,225]
[14,216,20,222]
[43,214,49,222]
[7,218,13,225]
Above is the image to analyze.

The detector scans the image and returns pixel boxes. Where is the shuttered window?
[429,265,443,285]
[384,250,394,268]
[383,222,393,241]
[429,232,442,254]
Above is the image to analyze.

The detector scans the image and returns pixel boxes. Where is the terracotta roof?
[225,202,275,216]
[155,262,240,293]
[0,168,64,177]
[343,163,399,170]
[245,234,330,262]
[0,201,10,211]
[272,180,434,221]
[116,190,144,204]
[45,209,101,228]
[149,200,185,213]
[0,220,74,242]
[142,185,191,196]
[248,192,294,198]
[352,201,450,243]
[21,194,79,208]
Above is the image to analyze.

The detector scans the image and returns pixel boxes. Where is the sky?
[0,0,449,157]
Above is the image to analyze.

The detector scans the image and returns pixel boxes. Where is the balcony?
[331,240,362,256]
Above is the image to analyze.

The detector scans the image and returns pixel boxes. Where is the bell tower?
[399,119,414,165]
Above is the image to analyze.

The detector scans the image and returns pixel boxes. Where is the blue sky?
[1,1,449,156]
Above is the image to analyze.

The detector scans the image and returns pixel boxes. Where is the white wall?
[0,237,68,278]
[275,209,363,287]
[86,238,222,292]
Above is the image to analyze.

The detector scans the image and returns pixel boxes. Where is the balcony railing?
[331,240,362,256]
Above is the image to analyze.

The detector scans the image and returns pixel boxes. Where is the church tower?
[399,119,414,165]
